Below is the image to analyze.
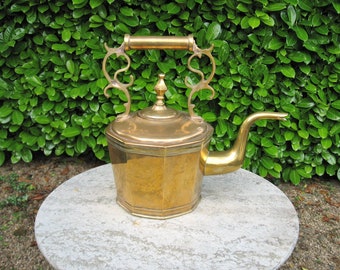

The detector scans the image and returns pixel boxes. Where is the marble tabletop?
[35,164,299,270]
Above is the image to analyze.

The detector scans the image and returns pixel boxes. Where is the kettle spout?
[203,112,288,175]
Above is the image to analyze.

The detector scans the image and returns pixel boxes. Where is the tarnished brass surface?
[203,112,288,175]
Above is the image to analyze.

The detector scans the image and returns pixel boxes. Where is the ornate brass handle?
[123,35,195,51]
[102,34,216,119]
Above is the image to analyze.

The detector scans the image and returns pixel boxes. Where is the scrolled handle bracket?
[185,44,216,119]
[102,43,133,119]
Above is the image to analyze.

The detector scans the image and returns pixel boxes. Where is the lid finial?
[153,74,167,111]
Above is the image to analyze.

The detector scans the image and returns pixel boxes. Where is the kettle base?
[116,196,201,220]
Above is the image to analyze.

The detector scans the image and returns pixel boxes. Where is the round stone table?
[35,164,299,270]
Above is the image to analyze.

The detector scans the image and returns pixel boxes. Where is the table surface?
[35,164,299,270]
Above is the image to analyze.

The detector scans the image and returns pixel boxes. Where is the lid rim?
[106,108,213,150]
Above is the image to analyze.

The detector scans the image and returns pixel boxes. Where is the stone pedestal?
[35,164,299,270]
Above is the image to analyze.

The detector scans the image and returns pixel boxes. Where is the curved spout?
[203,112,288,175]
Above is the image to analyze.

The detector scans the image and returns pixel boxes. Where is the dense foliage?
[0,0,339,184]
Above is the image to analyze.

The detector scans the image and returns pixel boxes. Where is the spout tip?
[277,112,289,121]
[249,112,289,122]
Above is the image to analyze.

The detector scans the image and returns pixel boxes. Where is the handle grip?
[124,34,195,51]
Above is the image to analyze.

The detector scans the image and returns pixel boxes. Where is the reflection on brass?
[103,35,288,219]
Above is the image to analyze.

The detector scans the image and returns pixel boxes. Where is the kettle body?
[103,35,287,219]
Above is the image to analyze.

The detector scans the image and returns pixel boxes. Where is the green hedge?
[0,0,339,184]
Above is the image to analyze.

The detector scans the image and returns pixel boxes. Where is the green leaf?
[260,16,275,27]
[13,28,26,40]
[72,0,87,4]
[263,145,279,158]
[76,137,87,153]
[321,138,332,149]
[260,156,274,170]
[293,26,309,42]
[119,14,139,27]
[248,17,260,29]
[318,127,328,139]
[0,151,5,166]
[156,21,168,31]
[216,119,228,137]
[90,0,104,9]
[298,0,313,11]
[120,7,134,16]
[287,5,296,27]
[0,105,13,118]
[26,75,42,87]
[202,112,217,122]
[280,65,295,78]
[52,43,71,51]
[240,16,249,29]
[21,148,32,163]
[219,77,233,89]
[331,100,340,110]
[167,3,181,14]
[89,100,100,112]
[206,22,221,42]
[330,123,340,136]
[62,29,72,42]
[238,64,250,78]
[289,169,301,185]
[42,100,54,112]
[326,108,340,121]
[66,60,75,74]
[11,111,24,125]
[115,23,130,34]
[34,115,51,124]
[316,165,325,176]
[51,120,67,129]
[298,130,309,139]
[332,2,340,13]
[297,98,314,108]
[297,167,312,178]
[322,151,336,165]
[11,152,21,164]
[265,37,284,50]
[89,15,103,23]
[157,60,176,73]
[237,3,249,12]
[288,51,311,64]
[62,126,82,138]
[259,166,268,177]
[33,35,44,45]
[265,3,286,11]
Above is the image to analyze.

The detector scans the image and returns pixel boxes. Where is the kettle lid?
[106,74,213,155]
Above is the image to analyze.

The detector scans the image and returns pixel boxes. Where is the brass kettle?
[103,35,287,219]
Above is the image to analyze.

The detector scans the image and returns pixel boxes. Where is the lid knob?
[153,74,167,111]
